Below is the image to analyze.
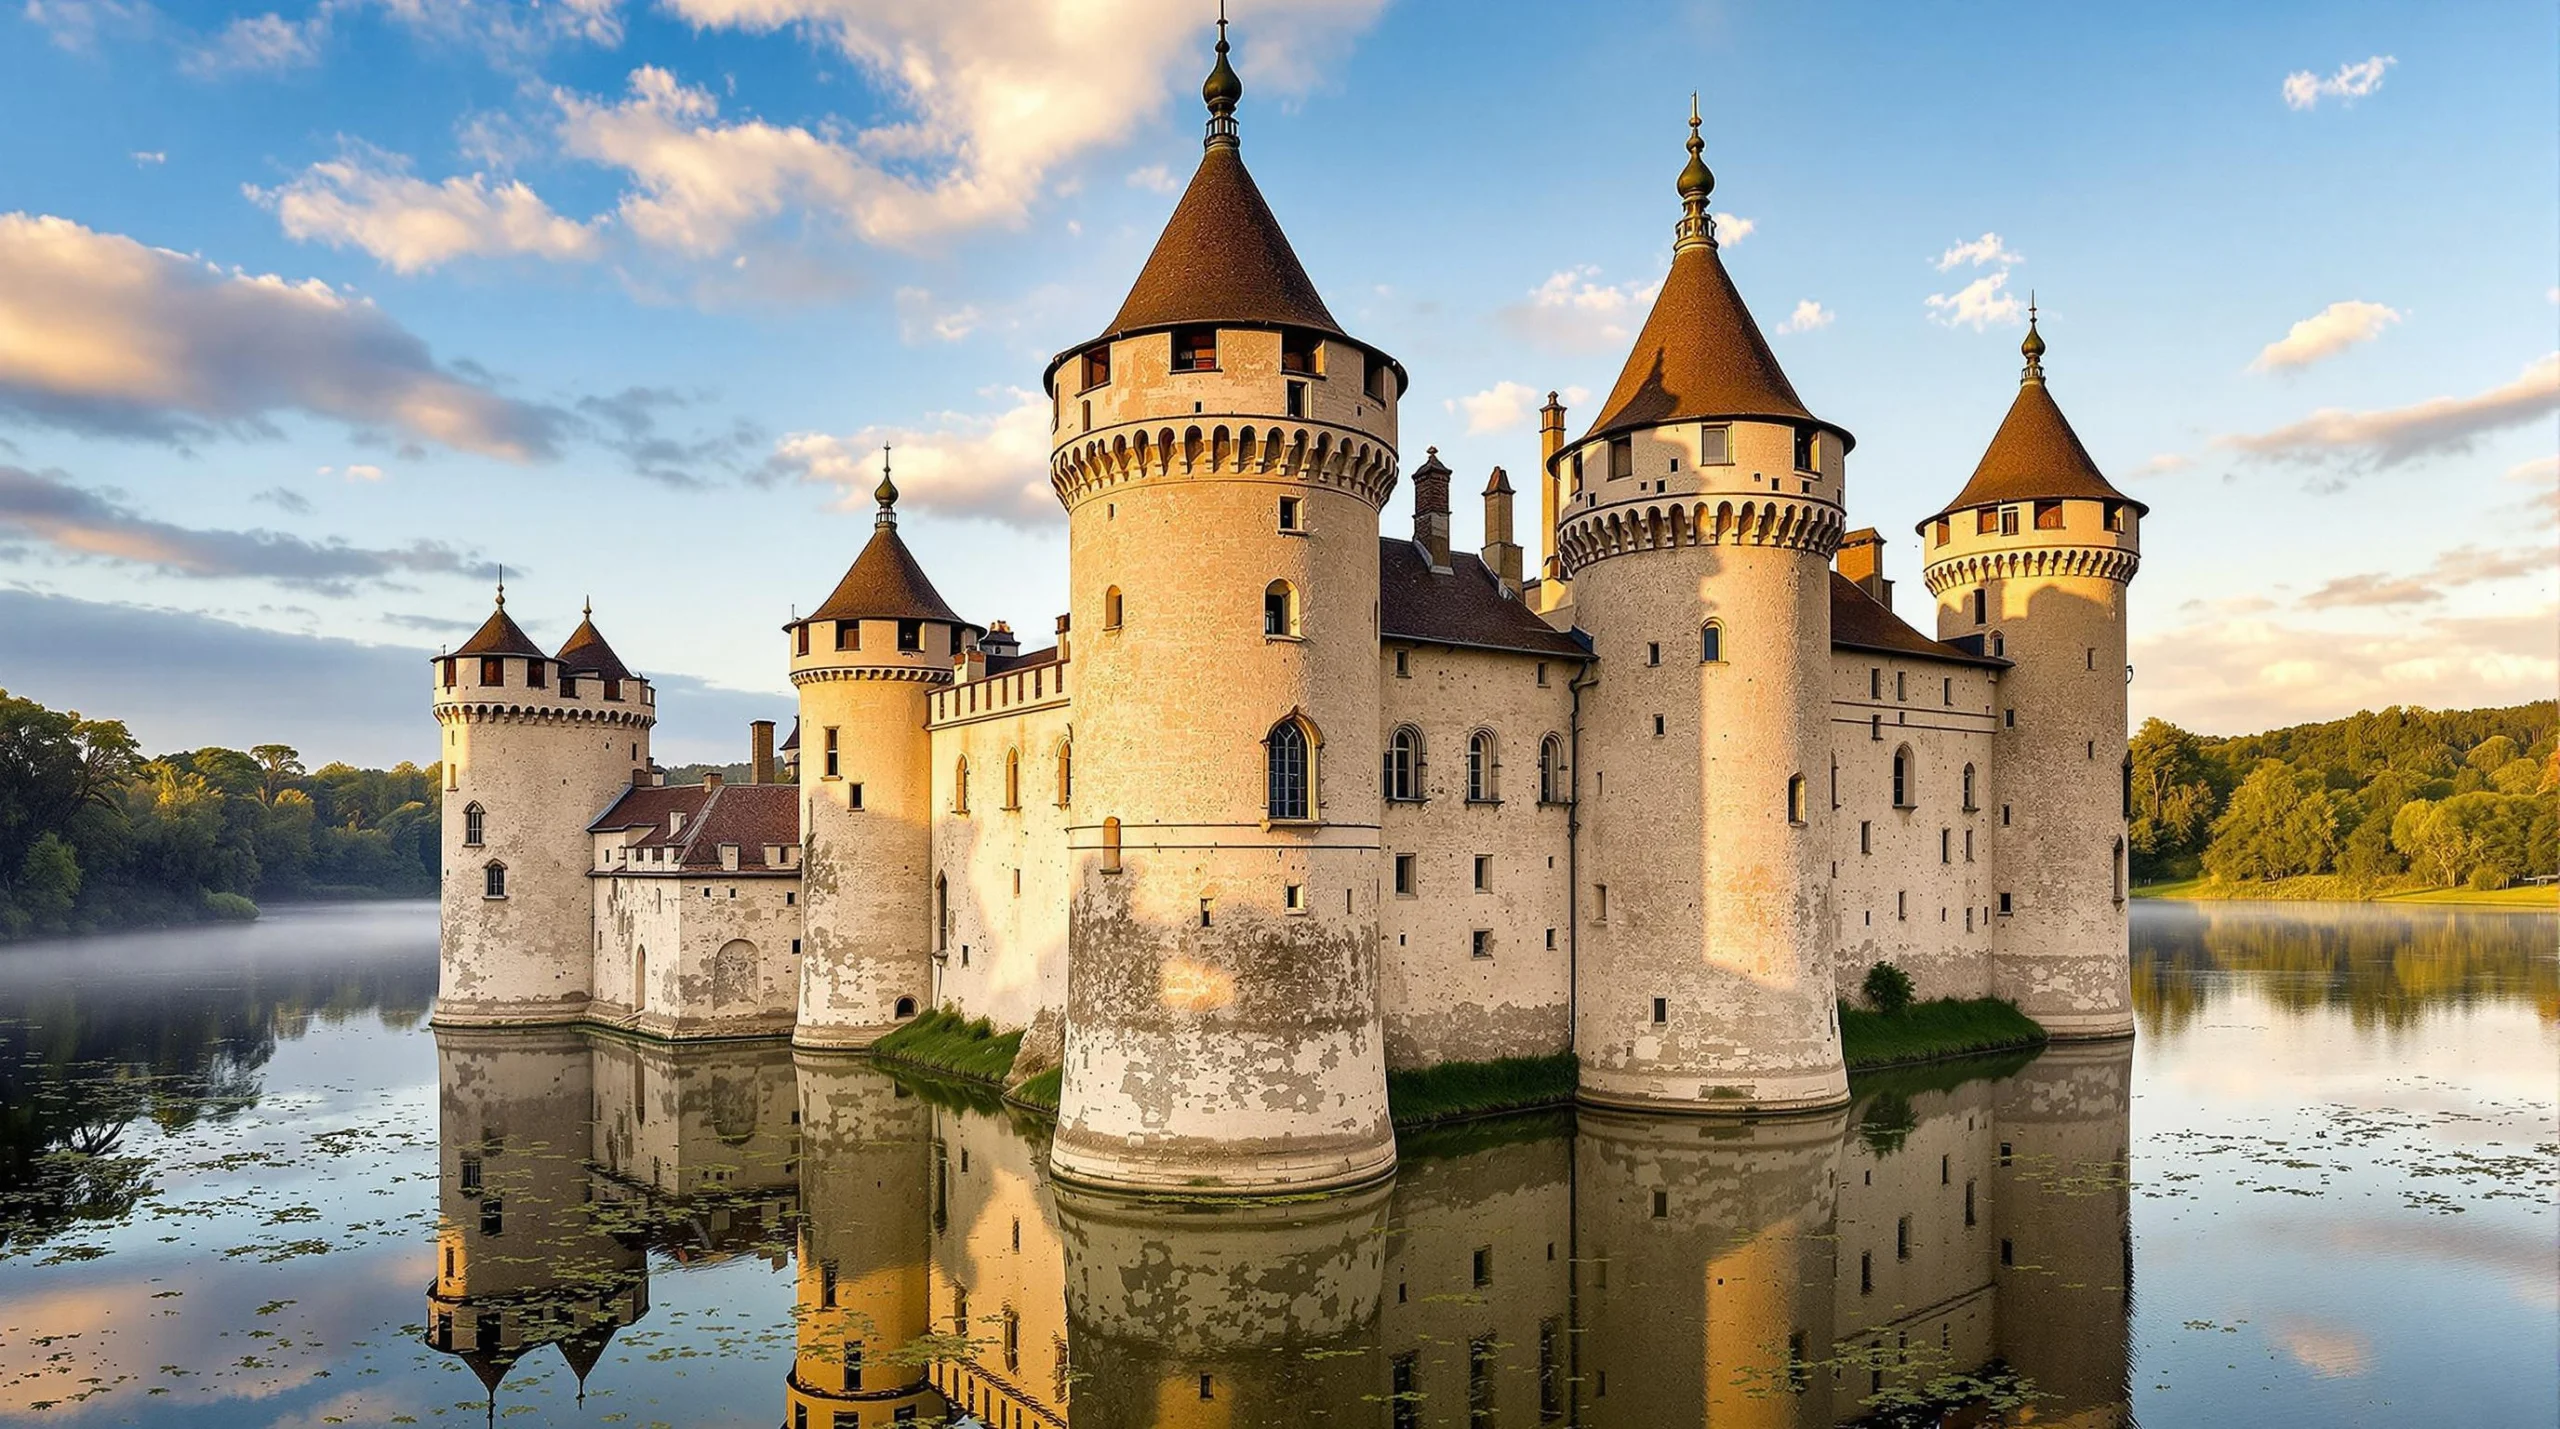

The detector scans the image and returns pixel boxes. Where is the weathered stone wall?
[1377,642,1576,1068]
[789,1055,938,1427]
[590,867,801,1040]
[1824,1076,2002,1415]
[924,1095,1070,1421]
[927,673,1073,1070]
[1377,1130,1574,1419]
[1992,1040,2134,1422]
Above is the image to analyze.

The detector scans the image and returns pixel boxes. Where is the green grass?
[2135,874,2556,908]
[2380,884,2557,909]
[1386,1052,1579,1128]
[1838,997,2047,1072]
[870,1008,1023,1084]
[1009,1065,1061,1112]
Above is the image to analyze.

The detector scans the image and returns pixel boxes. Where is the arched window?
[1004,748,1021,809]
[934,874,950,951]
[1384,725,1423,802]
[1962,763,1978,811]
[1787,774,1808,826]
[463,802,485,846]
[1263,580,1298,637]
[1538,734,1565,803]
[1103,586,1123,630]
[1056,738,1073,806]
[1266,716,1313,821]
[953,757,971,814]
[483,861,507,898]
[1100,816,1122,874]
[1891,747,1915,809]
[1701,620,1724,664]
[1989,630,2005,658]
[894,995,918,1019]
[1465,730,1497,802]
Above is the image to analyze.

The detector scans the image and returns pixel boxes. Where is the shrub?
[202,891,260,921]
[1862,960,1914,1015]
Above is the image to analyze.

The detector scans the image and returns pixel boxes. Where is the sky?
[0,0,2552,768]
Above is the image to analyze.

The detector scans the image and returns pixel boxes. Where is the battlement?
[1919,495,2142,596]
[432,653,654,726]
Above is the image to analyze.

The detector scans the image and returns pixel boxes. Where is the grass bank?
[2134,875,2556,909]
[1386,1052,1579,1128]
[1839,997,2047,1072]
[871,1008,1023,1084]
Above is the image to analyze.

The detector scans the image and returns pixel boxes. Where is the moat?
[0,900,2550,1426]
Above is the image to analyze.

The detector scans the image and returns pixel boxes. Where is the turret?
[788,466,980,1049]
[1917,311,2143,1037]
[1480,464,1522,592]
[432,588,653,1026]
[1556,105,1850,1114]
[1042,14,1403,1194]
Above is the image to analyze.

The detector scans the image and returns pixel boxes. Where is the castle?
[431,23,2144,1195]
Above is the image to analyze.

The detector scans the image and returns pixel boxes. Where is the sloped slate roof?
[1378,539,1587,659]
[1926,375,2143,523]
[1582,240,1845,447]
[1105,143,1343,340]
[554,614,635,682]
[807,524,971,628]
[450,603,544,659]
[1828,572,2007,669]
[591,782,801,871]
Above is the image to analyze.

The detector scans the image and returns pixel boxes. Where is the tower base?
[1048,1130,1397,1199]
[1576,1062,1849,1117]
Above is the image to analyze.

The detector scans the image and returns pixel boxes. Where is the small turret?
[1480,465,1522,592]
[1410,447,1452,571]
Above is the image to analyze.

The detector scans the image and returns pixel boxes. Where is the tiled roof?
[1378,539,1587,659]
[449,601,545,658]
[1828,572,2007,669]
[1101,143,1342,342]
[778,717,799,753]
[1582,239,1845,447]
[588,782,800,871]
[987,644,1061,677]
[554,613,636,682]
[1925,372,2143,524]
[806,523,971,628]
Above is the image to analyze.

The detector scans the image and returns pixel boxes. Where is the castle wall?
[927,670,1074,1070]
[1826,1076,2002,1414]
[1377,1129,1574,1422]
[590,869,801,1040]
[926,1100,1071,1423]
[790,1055,941,1427]
[1377,642,1575,1069]
[1827,652,2002,1003]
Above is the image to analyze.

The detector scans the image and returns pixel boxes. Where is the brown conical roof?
[1925,370,2144,526]
[1582,239,1840,446]
[1102,144,1343,341]
[806,522,971,629]
[449,596,543,659]
[554,608,635,683]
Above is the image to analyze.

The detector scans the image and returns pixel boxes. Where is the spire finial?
[494,565,505,609]
[582,595,592,620]
[1202,1,1242,149]
[874,444,899,527]
[2021,292,2046,382]
[1674,95,1717,251]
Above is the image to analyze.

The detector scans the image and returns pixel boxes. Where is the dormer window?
[479,657,504,686]
[897,619,923,652]
[1171,326,1218,372]
[1280,331,1322,375]
[2033,500,2064,530]
[1080,344,1111,390]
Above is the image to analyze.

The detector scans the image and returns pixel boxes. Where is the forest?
[2130,701,2559,893]
[0,689,440,941]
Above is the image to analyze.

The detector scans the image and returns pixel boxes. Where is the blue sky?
[0,0,2552,766]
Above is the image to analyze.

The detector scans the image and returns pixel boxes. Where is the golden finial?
[494,566,506,608]
[2021,293,2046,382]
[875,444,899,527]
[1675,94,1717,250]
[1203,0,1242,149]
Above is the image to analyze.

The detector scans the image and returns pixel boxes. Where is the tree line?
[0,688,441,940]
[2130,701,2559,891]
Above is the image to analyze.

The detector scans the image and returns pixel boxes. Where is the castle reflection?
[427,1032,2130,1426]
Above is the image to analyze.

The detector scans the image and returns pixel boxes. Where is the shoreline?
[2134,878,2556,911]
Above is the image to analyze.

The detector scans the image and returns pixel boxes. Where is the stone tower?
[790,470,978,1050]
[432,590,652,1027]
[1044,18,1405,1193]
[1918,313,2143,1037]
[784,1055,940,1427]
[1556,109,1850,1113]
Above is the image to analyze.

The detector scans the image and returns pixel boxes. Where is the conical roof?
[555,609,635,682]
[450,596,544,659]
[1581,239,1836,444]
[1925,331,2143,524]
[1103,143,1344,340]
[806,522,971,629]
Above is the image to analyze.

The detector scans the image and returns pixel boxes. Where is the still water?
[0,901,2550,1427]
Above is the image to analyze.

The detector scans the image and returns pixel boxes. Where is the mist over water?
[0,899,2549,1425]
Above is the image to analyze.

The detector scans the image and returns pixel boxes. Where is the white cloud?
[1935,232,2021,271]
[24,0,151,52]
[1924,270,2023,331]
[2300,543,2551,609]
[2136,600,2559,733]
[2131,453,2194,478]
[1126,163,1177,194]
[184,11,326,76]
[2218,353,2560,470]
[250,149,604,274]
[894,286,980,344]
[1446,380,1589,433]
[1498,266,1660,351]
[1777,299,1832,334]
[0,212,562,459]
[766,387,1054,527]
[1716,214,1754,245]
[2283,55,2395,111]
[2249,300,2402,372]
[131,150,166,166]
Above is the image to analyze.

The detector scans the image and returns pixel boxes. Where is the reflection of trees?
[2134,903,2559,1035]
[0,957,435,1255]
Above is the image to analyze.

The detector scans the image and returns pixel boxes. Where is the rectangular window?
[1647,642,1661,666]
[1277,496,1302,531]
[2033,499,2064,530]
[480,656,505,686]
[1595,884,1608,922]
[1999,507,2021,536]
[1934,517,1951,546]
[1473,855,1492,890]
[1285,883,1304,911]
[1976,508,1998,535]
[1941,828,1951,863]
[1535,661,1548,686]
[823,727,840,779]
[1650,1190,1668,1219]
[1607,435,1633,479]
[2004,707,2017,728]
[1280,331,1322,374]
[1794,427,1818,472]
[1392,1356,1420,1429]
[1895,671,1906,701]
[526,659,546,689]
[1394,854,1416,895]
[1546,927,1556,949]
[836,621,858,651]
[1860,821,1872,854]
[1652,714,1665,737]
[1700,424,1731,465]
[848,782,864,810]
[1869,667,1881,699]
[1998,892,2013,915]
[440,656,457,688]
[1394,649,1409,678]
[1898,1214,1913,1260]
[1650,995,1667,1024]
[897,619,923,652]
[1471,929,1491,959]
[2104,499,2128,532]
[1965,829,1974,861]
[1171,326,1217,371]
[1965,1181,1977,1226]
[1285,379,1306,418]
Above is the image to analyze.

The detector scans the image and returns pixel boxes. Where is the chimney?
[1538,392,1566,581]
[1411,447,1452,572]
[981,620,1020,660]
[749,720,775,785]
[1054,612,1072,664]
[953,629,986,686]
[1837,528,1893,610]
[1481,466,1522,593]
[702,770,723,790]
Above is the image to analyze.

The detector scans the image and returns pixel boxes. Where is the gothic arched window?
[1892,747,1916,809]
[1004,747,1021,810]
[1056,739,1073,807]
[463,802,485,847]
[1962,763,1978,811]
[1384,725,1423,803]
[1701,620,1724,664]
[1266,717,1314,821]
[1465,730,1498,802]
[1538,734,1565,804]
[953,757,971,815]
[482,861,507,898]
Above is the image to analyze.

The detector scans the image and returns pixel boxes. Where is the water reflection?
[418,1027,2133,1426]
[2132,900,2560,1034]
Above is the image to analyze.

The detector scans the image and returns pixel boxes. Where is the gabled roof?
[450,599,544,659]
[1582,239,1844,448]
[1925,367,2143,524]
[805,523,972,629]
[1104,144,1343,342]
[1379,540,1588,659]
[591,781,800,872]
[554,612,635,682]
[1828,572,2008,669]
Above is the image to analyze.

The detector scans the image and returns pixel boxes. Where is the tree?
[12,833,83,933]
[2203,761,2343,881]
[0,689,138,883]
[2129,718,2221,879]
[249,745,304,805]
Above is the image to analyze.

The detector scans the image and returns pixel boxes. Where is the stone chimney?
[1481,466,1522,593]
[702,771,724,790]
[749,719,775,785]
[981,620,1020,660]
[1837,528,1893,610]
[1411,447,1452,573]
[1538,392,1566,580]
[953,631,986,686]
[1054,612,1072,664]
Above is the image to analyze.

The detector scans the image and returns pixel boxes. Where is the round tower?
[790,469,979,1049]
[432,590,653,1027]
[1044,18,1406,1194]
[784,1055,941,1427]
[1917,313,2143,1038]
[1555,107,1850,1114]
